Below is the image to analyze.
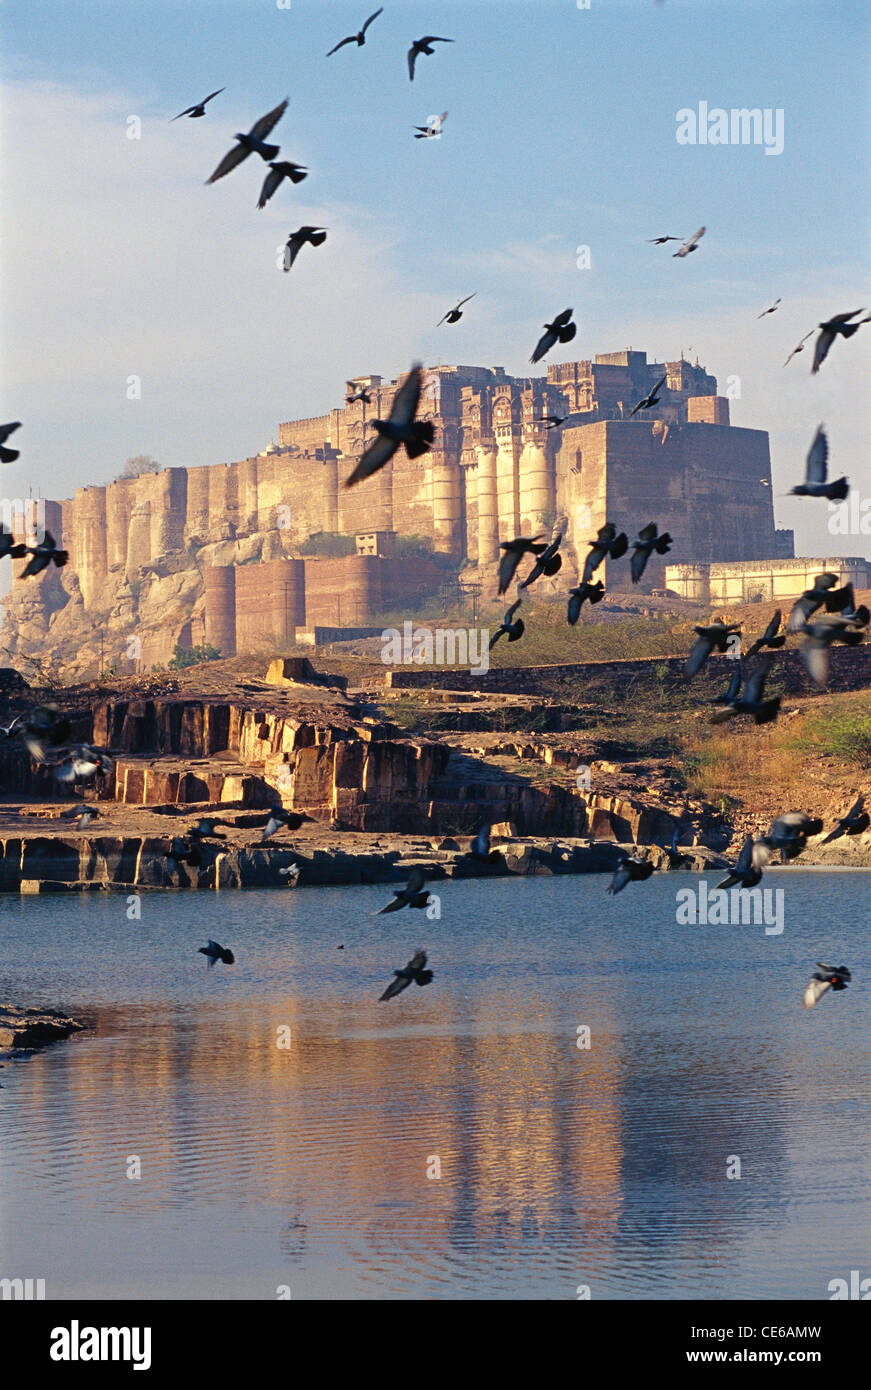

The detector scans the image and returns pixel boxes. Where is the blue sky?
[1,0,869,558]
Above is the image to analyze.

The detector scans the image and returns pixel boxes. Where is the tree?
[119,455,161,479]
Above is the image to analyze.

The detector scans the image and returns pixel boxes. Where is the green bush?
[298,532,356,557]
[168,642,221,670]
[796,710,871,767]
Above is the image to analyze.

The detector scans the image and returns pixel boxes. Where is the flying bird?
[811,309,871,374]
[582,522,628,583]
[757,811,824,863]
[21,530,68,577]
[205,98,289,183]
[783,331,814,366]
[262,808,314,840]
[757,298,782,318]
[497,535,546,595]
[379,948,433,1001]
[415,112,448,139]
[377,866,430,914]
[661,827,691,869]
[437,293,475,326]
[22,704,72,761]
[188,817,229,840]
[489,599,524,649]
[787,572,840,632]
[0,421,22,464]
[567,580,605,624]
[630,522,673,583]
[62,805,100,828]
[716,835,764,890]
[0,524,26,559]
[673,227,705,258]
[746,609,786,657]
[279,863,302,887]
[521,531,562,589]
[789,425,848,501]
[171,88,225,121]
[530,308,576,364]
[821,795,869,844]
[199,939,235,968]
[685,619,742,678]
[799,607,869,685]
[709,654,781,725]
[647,235,684,245]
[408,36,454,82]
[469,823,501,862]
[55,745,114,783]
[344,364,434,487]
[283,225,327,271]
[326,7,383,55]
[628,374,667,417]
[257,161,308,208]
[607,852,654,895]
[537,414,568,430]
[346,381,373,404]
[803,962,850,1009]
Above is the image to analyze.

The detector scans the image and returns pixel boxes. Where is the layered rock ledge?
[0,1005,85,1053]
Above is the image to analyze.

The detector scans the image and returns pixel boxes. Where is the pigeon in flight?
[437,293,475,326]
[21,530,68,577]
[783,331,814,366]
[710,665,742,707]
[789,426,848,501]
[0,421,22,464]
[497,535,546,595]
[346,381,373,404]
[660,827,691,869]
[171,88,225,121]
[685,619,742,678]
[489,599,524,649]
[62,805,100,828]
[205,98,289,183]
[628,374,668,417]
[821,795,869,844]
[55,745,114,783]
[647,235,684,245]
[756,811,823,863]
[262,808,314,840]
[327,7,383,55]
[415,112,448,139]
[22,704,72,761]
[530,308,576,364]
[469,823,500,862]
[521,531,562,589]
[716,835,765,890]
[408,36,454,81]
[673,227,705,258]
[284,225,328,271]
[709,654,781,725]
[379,948,433,1001]
[757,298,782,318]
[582,523,628,583]
[799,607,869,685]
[607,852,654,895]
[811,309,871,374]
[0,524,26,559]
[537,414,568,430]
[377,866,430,914]
[567,580,605,624]
[199,939,235,968]
[746,609,786,657]
[787,572,840,632]
[257,161,308,208]
[803,962,850,1009]
[344,364,434,487]
[188,817,229,841]
[279,863,302,887]
[630,522,673,583]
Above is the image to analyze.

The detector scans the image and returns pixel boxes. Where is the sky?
[1,0,870,564]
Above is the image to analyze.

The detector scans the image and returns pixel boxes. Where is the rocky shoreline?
[0,1005,85,1054]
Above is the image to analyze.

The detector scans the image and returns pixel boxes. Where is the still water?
[0,871,868,1300]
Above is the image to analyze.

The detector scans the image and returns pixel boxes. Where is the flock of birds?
[2,9,867,1013]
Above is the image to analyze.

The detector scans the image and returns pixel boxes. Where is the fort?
[1,350,792,677]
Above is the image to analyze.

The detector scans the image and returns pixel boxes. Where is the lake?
[0,869,868,1300]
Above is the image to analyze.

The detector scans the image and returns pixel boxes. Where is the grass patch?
[793,708,871,768]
